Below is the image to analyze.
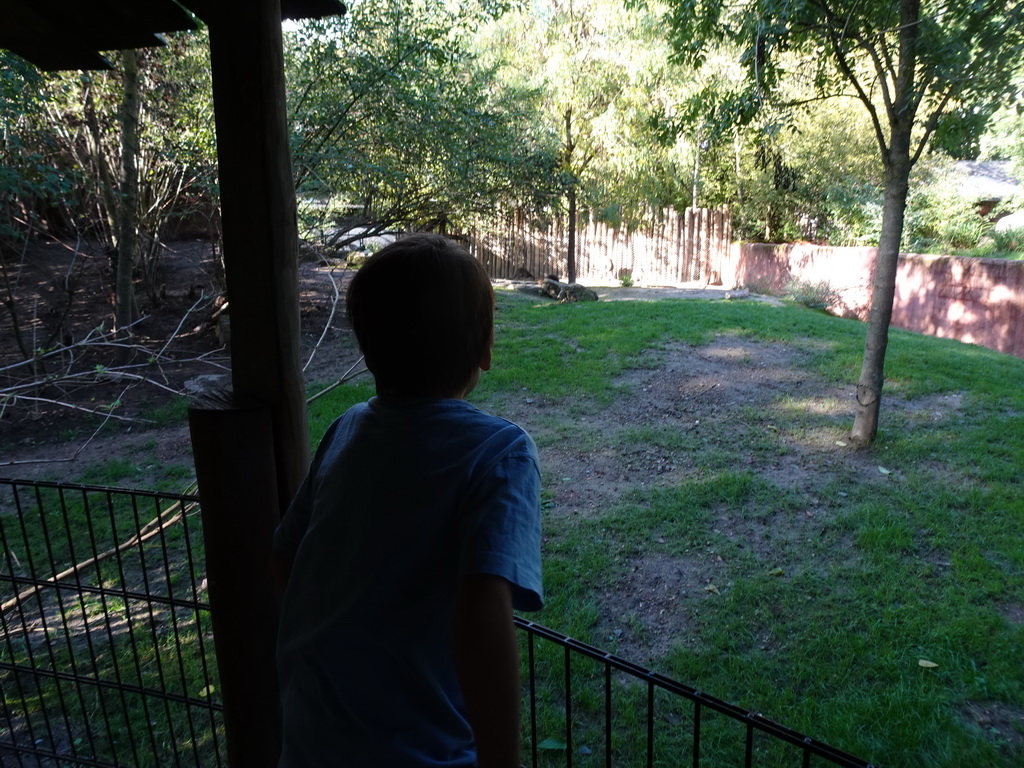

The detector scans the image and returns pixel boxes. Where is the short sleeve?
[458,439,544,612]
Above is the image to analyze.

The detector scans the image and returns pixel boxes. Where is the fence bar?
[0,478,223,768]
[647,680,655,768]
[527,635,538,768]
[693,700,702,768]
[564,645,573,768]
[604,663,612,768]
[513,618,875,768]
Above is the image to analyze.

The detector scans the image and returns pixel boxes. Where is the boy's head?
[346,234,494,399]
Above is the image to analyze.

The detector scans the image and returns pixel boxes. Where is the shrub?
[786,278,841,310]
[991,226,1024,253]
[904,167,989,253]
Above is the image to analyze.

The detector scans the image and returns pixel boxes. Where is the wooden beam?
[194,5,311,767]
[207,1,309,513]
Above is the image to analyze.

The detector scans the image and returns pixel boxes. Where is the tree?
[980,64,1024,177]
[285,1,561,246]
[2,33,217,333]
[660,0,1024,444]
[114,49,141,333]
[483,0,682,281]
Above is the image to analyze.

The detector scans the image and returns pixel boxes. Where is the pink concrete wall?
[728,243,1024,359]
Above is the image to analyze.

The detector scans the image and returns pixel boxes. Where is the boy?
[274,234,543,768]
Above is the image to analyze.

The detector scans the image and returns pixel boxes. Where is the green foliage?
[476,0,699,230]
[0,52,80,249]
[904,172,990,253]
[652,0,1024,247]
[285,3,562,242]
[980,67,1024,176]
[0,35,216,256]
[991,226,1024,254]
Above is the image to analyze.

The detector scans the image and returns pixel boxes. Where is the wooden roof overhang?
[0,0,344,70]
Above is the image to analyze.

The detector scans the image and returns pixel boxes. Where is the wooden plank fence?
[467,207,732,286]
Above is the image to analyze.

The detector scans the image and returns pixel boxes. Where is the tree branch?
[303,265,347,373]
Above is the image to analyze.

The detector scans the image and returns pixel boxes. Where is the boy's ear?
[479,344,492,372]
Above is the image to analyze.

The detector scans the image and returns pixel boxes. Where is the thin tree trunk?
[567,183,577,284]
[564,106,577,284]
[850,154,910,446]
[82,87,119,241]
[691,138,700,208]
[115,49,140,334]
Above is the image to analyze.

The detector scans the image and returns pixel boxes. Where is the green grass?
[480,292,1024,767]
[306,380,376,447]
[300,294,1024,765]
[77,457,195,490]
[0,483,218,766]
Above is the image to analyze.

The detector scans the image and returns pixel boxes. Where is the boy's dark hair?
[346,234,494,398]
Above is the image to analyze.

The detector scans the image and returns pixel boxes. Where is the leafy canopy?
[656,0,1024,171]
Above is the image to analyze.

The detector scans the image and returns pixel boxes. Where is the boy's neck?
[376,384,473,404]
[375,366,482,403]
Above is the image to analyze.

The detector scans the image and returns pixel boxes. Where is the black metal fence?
[0,479,222,768]
[1,479,874,768]
[515,619,874,768]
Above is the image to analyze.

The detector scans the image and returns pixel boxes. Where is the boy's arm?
[271,472,316,605]
[453,574,521,768]
[269,538,292,606]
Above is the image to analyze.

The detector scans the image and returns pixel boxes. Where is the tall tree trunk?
[850,0,920,446]
[567,183,577,284]
[115,49,140,334]
[850,150,911,446]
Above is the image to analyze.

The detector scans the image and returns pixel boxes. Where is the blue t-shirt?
[275,397,543,768]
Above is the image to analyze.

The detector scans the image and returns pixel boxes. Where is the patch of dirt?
[0,241,359,484]
[491,332,898,664]
[961,701,1024,758]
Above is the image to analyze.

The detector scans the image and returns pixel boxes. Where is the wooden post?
[194,4,311,767]
[207,0,310,513]
[189,387,283,768]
